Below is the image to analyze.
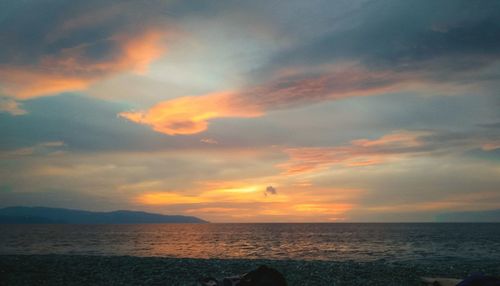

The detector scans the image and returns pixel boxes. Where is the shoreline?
[1,255,499,285]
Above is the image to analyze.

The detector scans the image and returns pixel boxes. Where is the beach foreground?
[1,255,499,286]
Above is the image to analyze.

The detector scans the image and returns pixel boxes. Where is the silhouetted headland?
[0,206,207,224]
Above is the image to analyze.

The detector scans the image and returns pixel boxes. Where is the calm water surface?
[1,223,499,261]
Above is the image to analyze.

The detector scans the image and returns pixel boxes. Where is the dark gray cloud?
[478,122,500,129]
[263,0,500,71]
[240,0,500,106]
[0,0,267,67]
[264,186,277,196]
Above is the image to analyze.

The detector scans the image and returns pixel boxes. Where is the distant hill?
[0,206,208,224]
[436,209,500,222]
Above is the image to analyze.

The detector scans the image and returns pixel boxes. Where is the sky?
[1,0,500,222]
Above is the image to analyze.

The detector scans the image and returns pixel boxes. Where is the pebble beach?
[1,255,499,286]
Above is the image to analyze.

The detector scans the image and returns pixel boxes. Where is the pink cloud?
[279,131,428,175]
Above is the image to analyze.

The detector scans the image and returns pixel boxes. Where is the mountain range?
[0,206,207,224]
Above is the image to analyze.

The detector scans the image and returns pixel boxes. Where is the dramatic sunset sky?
[1,0,499,222]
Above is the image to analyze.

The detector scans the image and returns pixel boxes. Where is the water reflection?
[1,223,499,261]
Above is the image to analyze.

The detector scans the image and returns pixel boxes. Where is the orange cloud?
[184,207,241,214]
[120,91,263,135]
[292,203,352,215]
[136,183,288,206]
[279,131,428,175]
[481,141,500,151]
[119,31,165,74]
[254,201,353,222]
[137,192,206,205]
[0,30,166,99]
[367,191,500,214]
[0,69,90,100]
[351,131,425,148]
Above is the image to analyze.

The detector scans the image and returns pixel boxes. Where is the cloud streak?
[279,130,500,175]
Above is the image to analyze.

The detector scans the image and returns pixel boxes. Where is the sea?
[1,223,500,262]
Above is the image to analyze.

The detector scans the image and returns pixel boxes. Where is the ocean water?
[1,223,499,262]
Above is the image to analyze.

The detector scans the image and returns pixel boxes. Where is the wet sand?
[1,255,499,285]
